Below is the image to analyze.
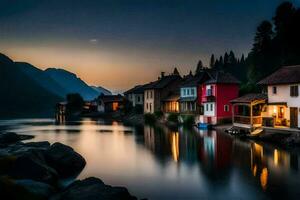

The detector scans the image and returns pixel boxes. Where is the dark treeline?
[196,1,300,95]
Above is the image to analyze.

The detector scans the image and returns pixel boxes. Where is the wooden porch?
[230,93,268,132]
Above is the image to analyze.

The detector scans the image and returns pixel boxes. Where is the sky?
[1,0,299,92]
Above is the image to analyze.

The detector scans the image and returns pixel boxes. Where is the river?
[0,118,299,200]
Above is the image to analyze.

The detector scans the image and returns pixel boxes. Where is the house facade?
[179,71,208,116]
[144,71,182,114]
[124,85,146,108]
[97,94,124,113]
[258,65,300,129]
[200,71,240,125]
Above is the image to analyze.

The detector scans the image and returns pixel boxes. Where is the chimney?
[161,72,165,78]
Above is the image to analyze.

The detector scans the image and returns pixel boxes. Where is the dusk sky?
[1,0,299,92]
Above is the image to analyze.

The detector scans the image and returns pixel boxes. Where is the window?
[191,88,195,95]
[187,89,190,95]
[150,91,153,98]
[210,104,213,111]
[150,103,152,112]
[137,96,141,102]
[224,105,229,112]
[290,85,299,97]
[183,89,186,96]
[272,86,277,94]
[146,91,149,99]
[146,103,148,110]
[206,104,209,111]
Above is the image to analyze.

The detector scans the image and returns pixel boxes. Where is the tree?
[66,93,84,113]
[173,67,180,76]
[209,54,215,68]
[195,59,204,74]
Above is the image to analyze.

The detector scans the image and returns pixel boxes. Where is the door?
[290,107,298,128]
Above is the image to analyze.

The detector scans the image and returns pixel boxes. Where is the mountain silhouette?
[0,54,62,118]
[44,68,105,100]
[0,53,111,118]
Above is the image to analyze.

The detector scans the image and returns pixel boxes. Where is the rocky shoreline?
[0,132,137,200]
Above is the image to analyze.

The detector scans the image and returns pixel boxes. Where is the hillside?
[0,54,62,118]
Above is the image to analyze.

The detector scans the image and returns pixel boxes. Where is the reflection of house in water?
[233,139,299,195]
[197,130,233,171]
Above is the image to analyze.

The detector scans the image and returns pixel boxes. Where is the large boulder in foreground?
[0,177,54,200]
[52,177,137,200]
[0,132,33,145]
[45,142,86,178]
[8,150,58,184]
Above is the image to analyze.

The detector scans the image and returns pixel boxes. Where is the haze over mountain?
[0,53,111,117]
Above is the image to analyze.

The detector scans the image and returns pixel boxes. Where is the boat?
[197,123,212,129]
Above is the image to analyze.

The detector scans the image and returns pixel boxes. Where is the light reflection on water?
[1,118,300,200]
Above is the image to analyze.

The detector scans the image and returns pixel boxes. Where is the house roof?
[144,74,182,90]
[124,83,150,95]
[258,65,300,85]
[205,70,240,84]
[98,95,124,103]
[230,93,267,104]
[181,72,207,87]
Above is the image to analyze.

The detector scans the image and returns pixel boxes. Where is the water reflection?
[1,119,300,199]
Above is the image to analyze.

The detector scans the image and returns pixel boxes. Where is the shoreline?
[0,131,138,200]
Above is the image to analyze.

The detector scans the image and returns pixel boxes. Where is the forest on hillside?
[196,1,300,95]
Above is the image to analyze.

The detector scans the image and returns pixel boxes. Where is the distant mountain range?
[0,53,111,118]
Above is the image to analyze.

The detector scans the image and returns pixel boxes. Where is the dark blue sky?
[1,0,299,90]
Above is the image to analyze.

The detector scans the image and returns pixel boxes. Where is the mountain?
[0,54,62,118]
[91,86,112,96]
[44,68,101,100]
[16,62,68,98]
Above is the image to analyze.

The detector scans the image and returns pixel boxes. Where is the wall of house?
[216,84,239,120]
[268,84,300,127]
[144,89,155,113]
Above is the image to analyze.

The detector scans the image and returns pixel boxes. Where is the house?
[230,93,268,131]
[97,94,124,113]
[144,70,182,113]
[258,65,300,129]
[200,71,240,125]
[124,84,149,108]
[179,71,208,115]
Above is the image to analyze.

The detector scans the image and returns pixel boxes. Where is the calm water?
[1,118,300,200]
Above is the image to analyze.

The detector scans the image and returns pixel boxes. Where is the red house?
[199,71,240,125]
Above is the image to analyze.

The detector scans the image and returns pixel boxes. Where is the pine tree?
[195,59,204,74]
[209,54,215,68]
[173,67,180,76]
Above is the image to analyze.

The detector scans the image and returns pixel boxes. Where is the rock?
[8,150,58,184]
[0,132,34,145]
[52,177,136,200]
[0,176,54,200]
[15,179,55,199]
[45,142,86,178]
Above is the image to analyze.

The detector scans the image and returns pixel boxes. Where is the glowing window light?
[274,149,279,166]
[260,168,268,190]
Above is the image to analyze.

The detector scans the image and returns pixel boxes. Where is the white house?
[258,65,300,129]
[124,85,145,108]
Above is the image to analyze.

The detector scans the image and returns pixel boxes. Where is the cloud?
[89,39,98,44]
